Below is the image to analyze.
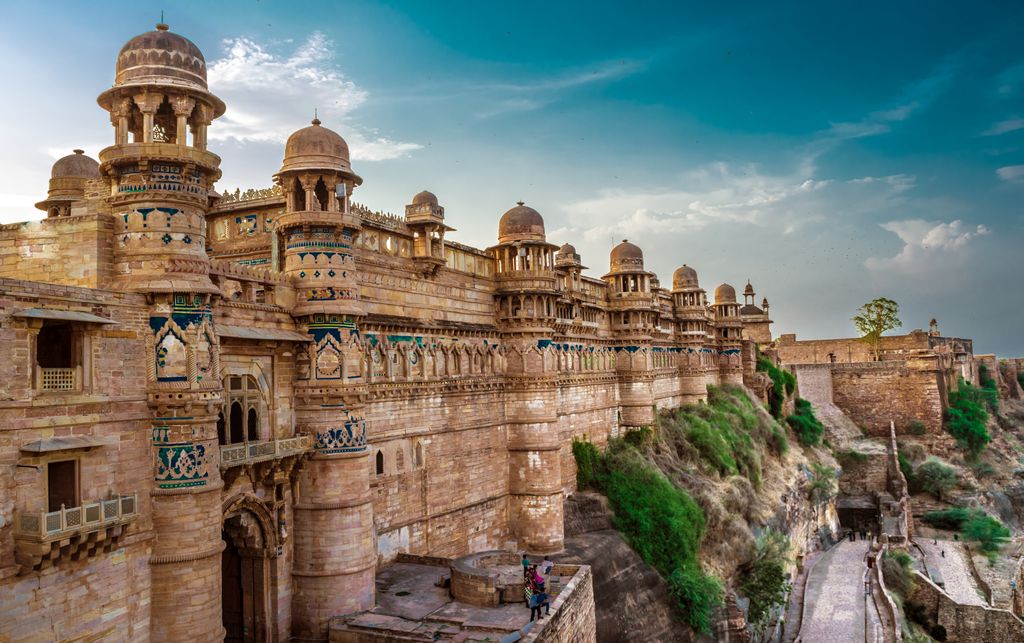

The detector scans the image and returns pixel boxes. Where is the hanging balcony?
[14,493,138,573]
[219,435,312,469]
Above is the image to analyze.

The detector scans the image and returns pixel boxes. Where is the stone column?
[172,96,195,146]
[505,343,563,554]
[135,93,161,144]
[291,406,375,638]
[149,410,226,643]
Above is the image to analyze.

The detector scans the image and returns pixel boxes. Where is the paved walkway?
[917,539,987,606]
[801,539,870,642]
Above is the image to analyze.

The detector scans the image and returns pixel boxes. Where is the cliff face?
[560,493,689,643]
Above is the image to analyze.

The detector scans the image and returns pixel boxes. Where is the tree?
[852,297,902,360]
[916,457,958,501]
[807,463,837,504]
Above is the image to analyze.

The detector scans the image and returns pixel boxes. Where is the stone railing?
[37,366,79,391]
[16,493,137,541]
[14,493,139,573]
[220,435,312,469]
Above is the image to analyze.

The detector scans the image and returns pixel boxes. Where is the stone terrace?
[329,558,591,642]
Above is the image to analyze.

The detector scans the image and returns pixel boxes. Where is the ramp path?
[800,539,878,642]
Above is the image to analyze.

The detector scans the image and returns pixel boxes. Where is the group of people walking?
[522,554,554,622]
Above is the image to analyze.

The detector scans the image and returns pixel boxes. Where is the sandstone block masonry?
[0,21,774,642]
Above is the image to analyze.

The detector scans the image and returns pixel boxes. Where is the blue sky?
[1,1,1022,354]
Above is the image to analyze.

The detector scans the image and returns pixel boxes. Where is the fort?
[0,23,778,642]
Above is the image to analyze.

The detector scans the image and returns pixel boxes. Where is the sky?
[0,1,1022,354]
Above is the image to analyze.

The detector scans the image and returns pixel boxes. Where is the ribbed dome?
[498,202,545,242]
[278,118,358,177]
[51,150,100,179]
[609,239,644,271]
[412,190,438,205]
[672,264,699,289]
[114,23,208,91]
[715,283,737,304]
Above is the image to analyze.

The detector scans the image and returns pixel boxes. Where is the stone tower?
[713,283,745,384]
[739,280,773,344]
[603,240,658,429]
[272,119,376,637]
[34,150,101,218]
[96,22,227,641]
[671,264,712,401]
[490,203,564,554]
[405,190,452,275]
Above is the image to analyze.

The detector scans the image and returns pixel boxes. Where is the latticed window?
[36,321,81,391]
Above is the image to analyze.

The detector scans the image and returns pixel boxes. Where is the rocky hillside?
[567,384,841,642]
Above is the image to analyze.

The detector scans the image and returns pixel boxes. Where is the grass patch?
[572,437,722,633]
[882,550,915,599]
[916,457,957,501]
[786,398,824,447]
[660,385,789,489]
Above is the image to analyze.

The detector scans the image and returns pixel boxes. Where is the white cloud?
[996,165,1024,184]
[207,32,420,161]
[866,219,990,276]
[982,118,1024,136]
[558,160,914,243]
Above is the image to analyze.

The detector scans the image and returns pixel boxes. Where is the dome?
[51,150,100,179]
[744,281,755,296]
[412,190,438,205]
[557,243,577,255]
[278,118,359,179]
[114,23,208,91]
[672,264,699,289]
[714,283,737,304]
[498,202,545,242]
[609,239,644,271]
[740,304,764,315]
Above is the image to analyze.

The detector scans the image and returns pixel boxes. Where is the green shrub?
[757,355,795,419]
[970,460,996,479]
[1017,372,1024,390]
[916,457,958,501]
[921,507,975,530]
[668,563,723,634]
[623,426,652,447]
[571,439,602,490]
[946,380,991,458]
[786,398,824,446]
[906,420,926,436]
[739,529,792,625]
[882,550,915,599]
[838,450,870,466]
[808,463,837,504]
[979,363,999,411]
[898,452,916,490]
[962,513,1010,552]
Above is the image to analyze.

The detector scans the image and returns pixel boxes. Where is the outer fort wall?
[830,360,945,437]
[791,363,835,408]
[0,214,115,290]
[0,281,153,641]
[912,571,1024,641]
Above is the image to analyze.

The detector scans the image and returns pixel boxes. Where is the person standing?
[522,553,530,579]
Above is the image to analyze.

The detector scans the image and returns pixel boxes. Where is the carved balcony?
[219,435,312,470]
[14,493,138,573]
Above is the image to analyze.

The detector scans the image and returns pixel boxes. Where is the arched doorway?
[221,506,275,642]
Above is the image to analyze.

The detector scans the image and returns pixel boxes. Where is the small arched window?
[217,412,227,446]
[229,402,244,444]
[414,442,424,469]
[247,408,259,441]
[375,450,385,476]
